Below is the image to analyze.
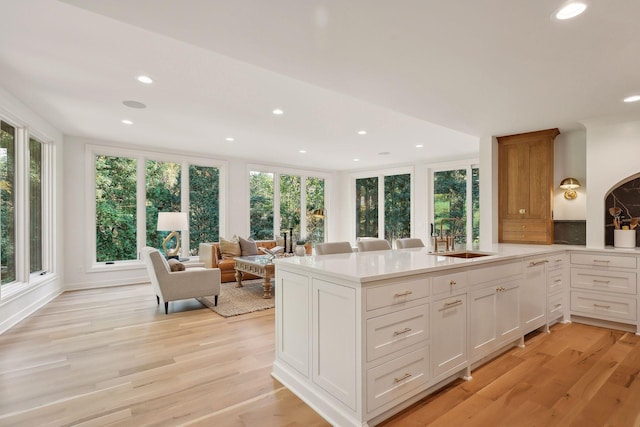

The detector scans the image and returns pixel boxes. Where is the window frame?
[350,166,415,243]
[428,159,479,249]
[86,145,227,272]
[248,164,330,242]
[0,116,56,301]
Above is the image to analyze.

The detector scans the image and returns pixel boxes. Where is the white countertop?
[273,243,637,283]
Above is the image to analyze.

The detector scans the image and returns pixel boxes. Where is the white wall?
[0,87,65,334]
[584,117,640,248]
[553,130,587,220]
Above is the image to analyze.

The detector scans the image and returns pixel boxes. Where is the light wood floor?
[1,284,639,426]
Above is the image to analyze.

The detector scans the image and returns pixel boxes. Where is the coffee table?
[234,255,275,299]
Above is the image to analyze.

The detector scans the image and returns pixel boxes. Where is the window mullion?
[15,128,29,283]
[136,157,146,259]
[181,161,189,257]
[300,177,307,240]
[378,175,385,239]
[273,174,281,237]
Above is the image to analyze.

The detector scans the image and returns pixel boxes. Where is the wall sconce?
[560,177,581,200]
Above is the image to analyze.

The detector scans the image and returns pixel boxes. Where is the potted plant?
[295,240,307,256]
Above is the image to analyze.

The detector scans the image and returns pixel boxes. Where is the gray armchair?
[357,239,391,252]
[395,238,425,249]
[141,247,221,314]
[315,241,353,255]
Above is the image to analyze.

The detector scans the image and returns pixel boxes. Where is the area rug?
[197,279,274,317]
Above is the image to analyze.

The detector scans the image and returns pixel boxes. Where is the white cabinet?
[431,294,467,379]
[470,279,520,362]
[521,258,548,334]
[547,253,566,326]
[569,252,638,326]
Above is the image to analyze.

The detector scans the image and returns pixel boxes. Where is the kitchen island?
[272,244,639,426]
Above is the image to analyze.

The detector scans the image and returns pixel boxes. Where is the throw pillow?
[239,236,259,256]
[220,235,241,259]
[168,258,185,272]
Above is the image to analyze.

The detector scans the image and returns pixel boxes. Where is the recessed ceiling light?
[122,119,133,125]
[623,95,640,103]
[357,130,367,135]
[272,108,284,115]
[123,100,146,109]
[378,151,390,156]
[353,158,360,162]
[554,2,587,20]
[225,137,235,142]
[416,144,424,148]
[137,75,153,84]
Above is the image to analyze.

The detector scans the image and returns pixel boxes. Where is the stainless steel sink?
[430,251,493,259]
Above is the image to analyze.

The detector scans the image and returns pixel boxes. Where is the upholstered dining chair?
[315,241,354,255]
[141,246,221,314]
[395,238,425,249]
[357,239,392,252]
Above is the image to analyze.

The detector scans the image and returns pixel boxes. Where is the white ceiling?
[1,1,639,171]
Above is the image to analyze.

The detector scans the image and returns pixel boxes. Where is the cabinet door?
[500,142,531,219]
[470,281,521,362]
[470,286,498,360]
[431,294,467,378]
[497,282,520,342]
[521,260,547,334]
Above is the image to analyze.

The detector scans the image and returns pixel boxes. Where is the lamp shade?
[559,177,581,190]
[157,212,188,231]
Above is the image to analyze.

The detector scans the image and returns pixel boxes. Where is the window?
[146,160,181,254]
[249,168,326,243]
[95,155,137,262]
[1,121,16,285]
[29,138,43,273]
[91,147,224,265]
[249,171,274,240]
[0,118,53,293]
[384,174,411,242]
[355,171,412,244]
[189,165,220,253]
[431,162,479,248]
[306,177,325,244]
[280,174,301,237]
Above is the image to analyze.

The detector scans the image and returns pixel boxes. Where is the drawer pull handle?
[593,304,611,309]
[554,279,562,283]
[554,303,562,308]
[496,286,505,292]
[449,280,457,286]
[593,259,611,263]
[555,259,563,263]
[593,280,611,284]
[443,299,463,309]
[393,327,412,336]
[394,373,412,383]
[394,290,413,297]
[529,260,549,267]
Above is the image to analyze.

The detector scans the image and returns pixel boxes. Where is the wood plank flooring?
[1,284,639,426]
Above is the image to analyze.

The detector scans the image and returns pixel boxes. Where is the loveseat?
[199,239,278,282]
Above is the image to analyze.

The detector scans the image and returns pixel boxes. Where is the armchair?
[141,247,221,314]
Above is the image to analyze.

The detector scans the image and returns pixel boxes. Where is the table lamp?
[157,212,188,258]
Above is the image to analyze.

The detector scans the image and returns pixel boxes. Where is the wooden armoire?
[498,128,559,244]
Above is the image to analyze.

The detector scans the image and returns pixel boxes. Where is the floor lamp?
[157,212,188,259]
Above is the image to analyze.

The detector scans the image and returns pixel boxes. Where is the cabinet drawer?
[571,291,637,322]
[502,231,549,243]
[548,271,564,295]
[570,268,637,295]
[548,254,565,271]
[432,271,467,296]
[548,292,564,320]
[367,347,429,412]
[366,305,429,362]
[570,253,637,269]
[469,262,522,286]
[366,278,429,311]
[502,222,548,232]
